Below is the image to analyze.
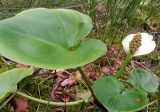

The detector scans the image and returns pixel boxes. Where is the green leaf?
[0,68,33,102]
[93,76,148,111]
[0,8,107,69]
[128,68,159,93]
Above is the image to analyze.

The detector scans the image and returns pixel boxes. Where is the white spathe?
[122,33,156,56]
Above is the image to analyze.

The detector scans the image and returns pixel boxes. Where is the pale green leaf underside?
[0,8,107,69]
[93,76,148,111]
[0,68,33,102]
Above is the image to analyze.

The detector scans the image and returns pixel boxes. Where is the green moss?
[0,59,16,74]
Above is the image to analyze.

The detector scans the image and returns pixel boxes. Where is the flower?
[122,33,156,56]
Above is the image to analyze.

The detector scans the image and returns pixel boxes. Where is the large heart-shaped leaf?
[93,76,148,112]
[0,68,33,102]
[0,8,106,69]
[128,68,159,93]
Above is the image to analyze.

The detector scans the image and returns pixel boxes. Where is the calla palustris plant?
[0,8,158,111]
[93,33,158,111]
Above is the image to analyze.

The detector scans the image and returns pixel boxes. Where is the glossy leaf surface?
[93,76,148,111]
[128,68,159,93]
[0,8,106,69]
[0,68,33,102]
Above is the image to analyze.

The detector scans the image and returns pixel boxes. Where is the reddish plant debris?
[101,66,111,75]
[16,64,29,68]
[51,71,76,102]
[130,60,148,68]
[61,76,77,87]
[10,96,28,112]
[83,64,100,81]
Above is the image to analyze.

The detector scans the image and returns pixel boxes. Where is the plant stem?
[77,67,108,112]
[77,67,94,96]
[117,53,132,78]
[138,99,158,111]
[16,92,88,106]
